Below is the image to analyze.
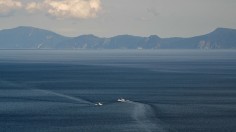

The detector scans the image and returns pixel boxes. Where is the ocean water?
[0,50,236,132]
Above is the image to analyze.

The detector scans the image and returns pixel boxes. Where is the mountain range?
[0,26,236,49]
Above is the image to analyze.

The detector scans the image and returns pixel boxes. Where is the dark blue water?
[0,50,236,132]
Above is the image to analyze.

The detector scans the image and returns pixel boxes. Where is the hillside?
[0,27,236,49]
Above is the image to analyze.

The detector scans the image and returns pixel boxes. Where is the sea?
[0,50,236,132]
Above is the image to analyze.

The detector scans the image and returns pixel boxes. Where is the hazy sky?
[0,0,236,37]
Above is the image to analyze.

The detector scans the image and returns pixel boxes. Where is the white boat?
[117,98,127,102]
[95,102,103,106]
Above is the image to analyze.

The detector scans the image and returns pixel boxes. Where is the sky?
[0,0,236,38]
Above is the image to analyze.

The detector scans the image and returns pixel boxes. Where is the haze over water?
[0,50,236,132]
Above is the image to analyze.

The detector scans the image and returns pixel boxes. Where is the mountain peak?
[213,27,236,33]
[15,26,35,29]
[13,26,41,31]
[148,35,160,39]
[78,34,98,38]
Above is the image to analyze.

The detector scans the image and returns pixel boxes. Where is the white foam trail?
[0,79,95,105]
[128,101,167,132]
[34,89,94,105]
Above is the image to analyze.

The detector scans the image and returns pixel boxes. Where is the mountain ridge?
[0,26,236,49]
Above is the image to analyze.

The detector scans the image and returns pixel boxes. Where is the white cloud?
[25,2,43,13]
[0,0,22,14]
[1,0,101,19]
[44,0,101,19]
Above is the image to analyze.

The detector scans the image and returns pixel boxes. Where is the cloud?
[25,2,43,13]
[1,0,101,19]
[44,0,101,19]
[0,0,22,14]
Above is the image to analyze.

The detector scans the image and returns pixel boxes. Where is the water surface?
[0,50,236,132]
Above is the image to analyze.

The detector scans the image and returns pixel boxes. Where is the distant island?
[0,26,236,49]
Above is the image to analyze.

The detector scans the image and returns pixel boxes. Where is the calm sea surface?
[0,50,236,132]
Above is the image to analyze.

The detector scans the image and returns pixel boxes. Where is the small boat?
[95,102,103,106]
[117,98,127,102]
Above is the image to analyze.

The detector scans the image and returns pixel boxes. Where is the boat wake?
[1,79,95,106]
[128,101,168,132]
[33,89,95,105]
